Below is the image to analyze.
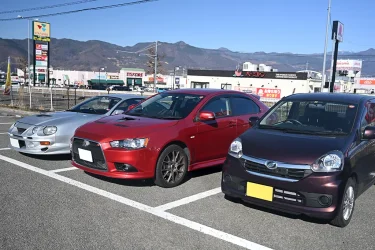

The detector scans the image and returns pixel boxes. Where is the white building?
[186,68,311,100]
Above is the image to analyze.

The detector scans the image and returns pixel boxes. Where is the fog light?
[318,195,332,206]
[114,163,138,172]
[25,141,38,148]
[40,141,51,146]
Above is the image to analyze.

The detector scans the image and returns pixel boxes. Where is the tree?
[145,47,165,75]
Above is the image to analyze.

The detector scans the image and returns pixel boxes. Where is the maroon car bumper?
[221,155,347,220]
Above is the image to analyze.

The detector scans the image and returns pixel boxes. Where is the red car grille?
[72,138,107,171]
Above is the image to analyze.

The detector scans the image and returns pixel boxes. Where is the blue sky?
[1,0,374,53]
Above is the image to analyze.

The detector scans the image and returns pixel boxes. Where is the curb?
[0,106,38,117]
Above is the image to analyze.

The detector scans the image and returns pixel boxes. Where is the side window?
[361,102,375,133]
[202,97,231,118]
[114,98,143,112]
[231,97,260,116]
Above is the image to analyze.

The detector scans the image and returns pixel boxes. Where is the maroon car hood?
[74,115,178,142]
[240,128,351,165]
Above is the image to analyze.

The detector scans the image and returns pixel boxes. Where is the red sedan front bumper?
[71,137,157,179]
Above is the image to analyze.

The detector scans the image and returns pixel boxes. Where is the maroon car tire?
[330,177,356,228]
[154,144,189,188]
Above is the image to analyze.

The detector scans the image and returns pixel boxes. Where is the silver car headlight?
[311,150,344,172]
[229,138,243,158]
[32,126,41,134]
[43,126,57,135]
[110,138,149,149]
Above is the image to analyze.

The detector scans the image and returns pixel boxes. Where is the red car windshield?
[125,93,204,120]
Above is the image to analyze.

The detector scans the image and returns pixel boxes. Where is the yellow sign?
[33,21,51,42]
[4,57,11,95]
[246,182,273,202]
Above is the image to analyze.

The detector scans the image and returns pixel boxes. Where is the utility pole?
[154,41,158,92]
[321,0,332,91]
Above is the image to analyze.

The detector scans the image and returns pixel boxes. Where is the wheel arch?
[155,140,191,171]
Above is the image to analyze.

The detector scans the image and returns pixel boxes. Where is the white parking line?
[0,148,10,151]
[0,133,8,135]
[155,187,222,211]
[0,123,13,125]
[49,167,79,173]
[0,155,272,250]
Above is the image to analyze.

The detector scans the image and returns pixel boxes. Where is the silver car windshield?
[68,96,121,115]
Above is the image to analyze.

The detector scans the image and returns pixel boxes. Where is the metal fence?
[0,86,280,112]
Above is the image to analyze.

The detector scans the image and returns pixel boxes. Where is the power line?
[0,0,100,15]
[0,0,158,21]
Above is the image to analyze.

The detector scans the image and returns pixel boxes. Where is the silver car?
[8,93,146,155]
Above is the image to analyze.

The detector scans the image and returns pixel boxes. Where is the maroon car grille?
[242,160,312,180]
[72,138,107,171]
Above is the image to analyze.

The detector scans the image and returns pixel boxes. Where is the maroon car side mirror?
[249,116,259,126]
[363,126,375,140]
[199,111,216,121]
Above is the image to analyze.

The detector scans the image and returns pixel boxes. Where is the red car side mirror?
[127,104,137,111]
[199,111,215,121]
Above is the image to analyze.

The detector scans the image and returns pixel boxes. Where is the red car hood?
[74,115,179,142]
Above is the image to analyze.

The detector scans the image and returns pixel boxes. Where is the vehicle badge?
[265,161,277,170]
[82,140,90,147]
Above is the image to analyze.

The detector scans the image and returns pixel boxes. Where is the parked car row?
[7,89,375,228]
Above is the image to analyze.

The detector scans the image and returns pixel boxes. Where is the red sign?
[256,88,281,99]
[36,44,42,50]
[127,72,143,77]
[36,55,48,61]
[360,79,375,85]
[245,71,265,78]
[37,69,46,72]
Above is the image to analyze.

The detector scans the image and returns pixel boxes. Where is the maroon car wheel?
[330,177,356,228]
[154,145,188,188]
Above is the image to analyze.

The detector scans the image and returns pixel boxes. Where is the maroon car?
[222,92,375,227]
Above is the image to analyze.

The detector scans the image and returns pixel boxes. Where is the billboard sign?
[256,88,281,99]
[332,21,344,42]
[33,21,51,42]
[359,79,375,85]
[175,77,180,85]
[336,60,362,71]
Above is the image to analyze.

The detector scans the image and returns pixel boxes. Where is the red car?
[71,89,269,188]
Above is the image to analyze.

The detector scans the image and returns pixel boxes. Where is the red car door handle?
[229,120,236,126]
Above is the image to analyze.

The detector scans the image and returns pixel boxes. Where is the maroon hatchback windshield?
[258,100,358,135]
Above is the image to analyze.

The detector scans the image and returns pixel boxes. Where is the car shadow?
[20,153,72,161]
[224,195,329,225]
[84,165,223,187]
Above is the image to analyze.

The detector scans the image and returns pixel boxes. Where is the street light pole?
[27,19,32,109]
[154,41,158,92]
[321,0,332,91]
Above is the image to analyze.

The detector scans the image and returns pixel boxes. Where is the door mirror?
[127,104,137,111]
[199,111,215,121]
[112,109,124,115]
[249,116,259,126]
[363,126,375,140]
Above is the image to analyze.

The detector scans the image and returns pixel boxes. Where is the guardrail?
[0,86,279,112]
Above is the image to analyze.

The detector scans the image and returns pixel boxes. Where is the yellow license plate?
[246,182,273,202]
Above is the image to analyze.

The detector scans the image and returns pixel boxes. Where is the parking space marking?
[0,133,8,135]
[49,167,79,173]
[0,155,272,250]
[155,187,222,211]
[0,123,13,125]
[0,148,10,151]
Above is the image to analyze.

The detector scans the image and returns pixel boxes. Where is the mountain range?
[0,37,374,76]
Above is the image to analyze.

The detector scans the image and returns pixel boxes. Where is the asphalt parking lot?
[1,113,375,250]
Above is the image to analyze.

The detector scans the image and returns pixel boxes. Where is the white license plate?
[10,138,20,148]
[78,148,93,162]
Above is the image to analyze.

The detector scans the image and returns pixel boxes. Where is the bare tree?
[146,47,165,75]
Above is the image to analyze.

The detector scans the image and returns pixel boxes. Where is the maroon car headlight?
[311,150,344,172]
[109,138,149,149]
[228,138,243,158]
